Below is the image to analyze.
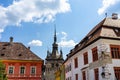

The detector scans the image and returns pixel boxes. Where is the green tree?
[0,61,7,80]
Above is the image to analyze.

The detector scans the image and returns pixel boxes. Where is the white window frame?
[30,66,36,74]
[20,66,26,74]
[8,66,14,74]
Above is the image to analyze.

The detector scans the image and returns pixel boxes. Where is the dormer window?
[18,54,22,56]
[88,35,92,39]
[114,28,120,37]
[115,29,119,33]
[2,47,6,50]
[1,53,5,56]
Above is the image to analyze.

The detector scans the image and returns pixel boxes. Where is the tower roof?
[46,26,64,61]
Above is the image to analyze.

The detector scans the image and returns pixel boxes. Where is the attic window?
[114,28,120,37]
[2,47,6,50]
[78,44,81,46]
[88,35,92,39]
[18,54,22,56]
[1,54,5,56]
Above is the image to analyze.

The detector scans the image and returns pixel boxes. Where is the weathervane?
[105,13,107,18]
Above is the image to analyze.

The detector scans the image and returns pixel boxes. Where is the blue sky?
[0,0,120,59]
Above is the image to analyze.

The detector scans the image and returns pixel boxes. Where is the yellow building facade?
[55,64,65,80]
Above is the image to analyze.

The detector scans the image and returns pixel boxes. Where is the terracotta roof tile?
[0,42,42,61]
[66,17,120,59]
[103,18,120,28]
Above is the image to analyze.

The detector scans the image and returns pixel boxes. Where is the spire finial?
[105,13,107,18]
[54,24,57,43]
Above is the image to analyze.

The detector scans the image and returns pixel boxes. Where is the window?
[31,66,36,74]
[51,63,54,68]
[83,52,88,65]
[114,67,120,79]
[114,28,120,37]
[65,64,71,73]
[56,63,59,67]
[74,57,78,68]
[65,67,67,73]
[1,53,5,56]
[8,66,14,74]
[110,45,120,59]
[94,68,99,80]
[92,47,98,62]
[20,66,25,74]
[75,74,78,80]
[82,71,86,80]
[69,77,71,80]
[69,64,71,71]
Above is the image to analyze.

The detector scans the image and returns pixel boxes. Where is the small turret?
[46,50,51,58]
[59,48,63,59]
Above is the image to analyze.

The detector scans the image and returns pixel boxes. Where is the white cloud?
[61,31,67,40]
[58,32,77,47]
[98,0,120,15]
[58,40,76,48]
[0,0,71,34]
[28,40,42,46]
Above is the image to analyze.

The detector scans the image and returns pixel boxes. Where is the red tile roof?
[0,42,42,61]
[65,17,120,60]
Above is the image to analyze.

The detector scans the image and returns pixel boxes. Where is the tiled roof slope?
[66,15,120,59]
[0,41,42,61]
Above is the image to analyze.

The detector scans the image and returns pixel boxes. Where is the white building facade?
[65,13,120,80]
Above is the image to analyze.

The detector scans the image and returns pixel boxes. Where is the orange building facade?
[3,60,43,80]
[0,37,43,80]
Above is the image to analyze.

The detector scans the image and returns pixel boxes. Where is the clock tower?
[44,27,64,80]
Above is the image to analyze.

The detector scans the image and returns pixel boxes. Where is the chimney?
[28,46,30,49]
[10,37,13,42]
[112,13,118,19]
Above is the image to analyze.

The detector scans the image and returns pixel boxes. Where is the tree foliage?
[0,61,7,80]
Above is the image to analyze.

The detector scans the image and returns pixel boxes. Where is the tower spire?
[51,24,59,58]
[54,24,57,43]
